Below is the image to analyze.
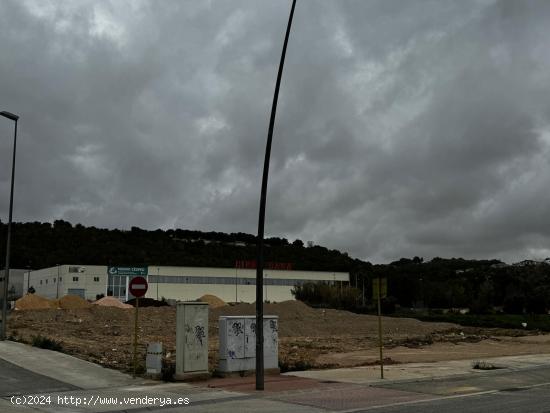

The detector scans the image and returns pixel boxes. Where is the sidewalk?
[2,340,550,413]
[283,353,550,385]
[0,340,140,390]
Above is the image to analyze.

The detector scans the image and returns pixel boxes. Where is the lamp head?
[0,111,19,121]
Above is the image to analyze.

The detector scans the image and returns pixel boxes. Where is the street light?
[1,110,19,341]
[255,0,297,390]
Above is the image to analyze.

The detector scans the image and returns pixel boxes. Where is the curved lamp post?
[256,0,297,390]
[1,110,19,341]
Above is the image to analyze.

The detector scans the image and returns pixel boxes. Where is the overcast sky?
[1,0,550,264]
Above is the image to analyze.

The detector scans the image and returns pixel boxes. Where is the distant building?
[0,269,26,300]
[25,265,349,303]
[513,260,542,267]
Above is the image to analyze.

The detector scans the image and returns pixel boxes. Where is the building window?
[45,279,48,284]
[72,276,79,282]
[53,278,56,283]
[93,277,100,282]
[40,280,42,285]
[59,277,62,282]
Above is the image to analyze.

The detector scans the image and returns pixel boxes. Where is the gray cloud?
[1,0,550,264]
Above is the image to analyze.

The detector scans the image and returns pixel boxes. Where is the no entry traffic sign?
[129,276,148,298]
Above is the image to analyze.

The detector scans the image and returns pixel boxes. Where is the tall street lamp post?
[256,0,297,390]
[1,110,19,341]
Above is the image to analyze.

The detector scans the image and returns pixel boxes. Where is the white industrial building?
[24,265,349,303]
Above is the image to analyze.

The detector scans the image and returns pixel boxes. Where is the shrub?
[472,360,501,370]
[291,282,360,310]
[279,359,313,372]
[31,335,63,352]
[503,295,525,314]
[161,359,175,382]
[381,296,397,314]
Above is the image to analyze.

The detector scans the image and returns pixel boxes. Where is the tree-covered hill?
[0,220,369,273]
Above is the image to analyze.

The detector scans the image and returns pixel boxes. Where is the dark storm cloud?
[1,0,550,263]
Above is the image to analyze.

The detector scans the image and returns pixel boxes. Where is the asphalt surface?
[355,387,550,413]
[377,364,550,396]
[358,366,550,413]
[0,358,79,397]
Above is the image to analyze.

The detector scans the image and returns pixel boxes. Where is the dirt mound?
[210,301,458,337]
[93,296,133,309]
[125,298,170,307]
[14,294,56,310]
[56,295,91,309]
[210,300,322,336]
[211,300,317,318]
[199,294,226,308]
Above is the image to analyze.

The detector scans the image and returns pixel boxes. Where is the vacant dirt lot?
[7,300,546,373]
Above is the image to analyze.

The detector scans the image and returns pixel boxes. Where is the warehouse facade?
[24,265,349,303]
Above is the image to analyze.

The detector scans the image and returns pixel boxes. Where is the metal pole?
[133,296,139,377]
[1,117,17,341]
[377,276,384,379]
[56,265,60,299]
[256,0,297,391]
[362,277,365,307]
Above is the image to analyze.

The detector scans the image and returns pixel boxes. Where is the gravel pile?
[199,294,226,308]
[14,294,56,310]
[93,296,133,308]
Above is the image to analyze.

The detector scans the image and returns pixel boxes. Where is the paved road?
[377,364,550,396]
[353,386,550,413]
[355,365,550,413]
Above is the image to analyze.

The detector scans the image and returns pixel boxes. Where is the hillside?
[0,220,369,273]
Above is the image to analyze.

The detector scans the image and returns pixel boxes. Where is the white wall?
[147,283,303,303]
[147,266,349,303]
[27,265,108,300]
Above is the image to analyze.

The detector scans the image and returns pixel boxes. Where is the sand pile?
[93,296,133,309]
[15,294,56,310]
[56,295,91,309]
[199,294,226,308]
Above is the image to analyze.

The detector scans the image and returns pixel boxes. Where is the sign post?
[129,276,148,377]
[373,277,387,379]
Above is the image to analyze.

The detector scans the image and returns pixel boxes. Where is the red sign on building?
[235,260,293,270]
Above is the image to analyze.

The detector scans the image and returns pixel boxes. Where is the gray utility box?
[175,302,209,379]
[146,342,163,375]
[218,315,278,373]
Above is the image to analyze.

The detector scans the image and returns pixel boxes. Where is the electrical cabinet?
[218,315,278,373]
[176,302,208,378]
